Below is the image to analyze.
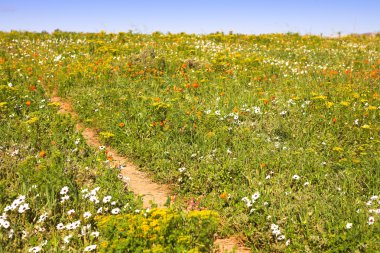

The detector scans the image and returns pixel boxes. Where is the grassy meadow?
[1,31,380,252]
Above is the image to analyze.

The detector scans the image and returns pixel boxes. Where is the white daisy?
[90,231,100,238]
[38,213,48,223]
[84,245,97,252]
[56,223,65,230]
[251,191,260,201]
[1,219,10,229]
[61,195,70,203]
[103,196,112,203]
[83,212,91,219]
[28,246,42,253]
[270,224,279,230]
[292,174,300,180]
[368,216,375,225]
[272,229,281,236]
[89,195,99,204]
[60,186,69,195]
[63,234,72,244]
[18,203,30,213]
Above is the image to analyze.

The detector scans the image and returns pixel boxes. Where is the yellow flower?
[326,101,334,108]
[312,95,327,100]
[366,106,377,110]
[100,241,109,248]
[142,224,150,233]
[48,102,61,107]
[333,147,344,152]
[25,117,39,124]
[361,125,370,129]
[99,132,115,139]
[340,101,350,106]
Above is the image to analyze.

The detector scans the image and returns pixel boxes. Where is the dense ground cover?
[1,31,380,252]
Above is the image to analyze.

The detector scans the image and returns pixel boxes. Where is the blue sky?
[0,0,379,35]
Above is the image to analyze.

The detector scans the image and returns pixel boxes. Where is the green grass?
[1,31,380,252]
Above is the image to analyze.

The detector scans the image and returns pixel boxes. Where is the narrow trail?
[50,94,170,208]
[48,89,250,253]
[214,238,251,253]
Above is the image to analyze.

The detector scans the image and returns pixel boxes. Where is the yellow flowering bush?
[96,208,219,252]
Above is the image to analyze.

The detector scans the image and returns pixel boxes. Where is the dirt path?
[49,90,250,252]
[50,96,170,208]
[214,238,251,253]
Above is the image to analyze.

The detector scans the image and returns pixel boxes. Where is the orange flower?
[185,83,191,89]
[192,81,199,88]
[39,150,46,158]
[332,118,337,123]
[119,122,125,128]
[219,192,228,199]
[107,156,113,161]
[25,101,31,106]
[29,86,36,91]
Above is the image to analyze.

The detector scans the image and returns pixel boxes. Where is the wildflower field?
[1,31,380,252]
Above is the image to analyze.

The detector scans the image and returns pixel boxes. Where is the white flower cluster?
[270,223,286,241]
[366,195,380,226]
[0,213,10,229]
[242,191,260,213]
[81,187,123,215]
[4,195,30,213]
[82,187,101,204]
